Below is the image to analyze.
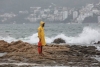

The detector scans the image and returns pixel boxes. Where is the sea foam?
[0,27,100,45]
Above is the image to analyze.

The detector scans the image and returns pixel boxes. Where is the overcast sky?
[0,0,99,13]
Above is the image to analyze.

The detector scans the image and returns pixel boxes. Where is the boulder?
[98,41,100,44]
[53,38,66,44]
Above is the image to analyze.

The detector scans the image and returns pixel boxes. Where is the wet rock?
[94,41,100,44]
[86,46,97,55]
[53,38,66,44]
[88,46,97,50]
[96,51,100,55]
[0,40,99,66]
[98,41,100,44]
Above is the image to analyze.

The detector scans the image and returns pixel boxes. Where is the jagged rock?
[0,40,99,66]
[53,38,66,44]
[10,40,24,45]
[0,40,9,52]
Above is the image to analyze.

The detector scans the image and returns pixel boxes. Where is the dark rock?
[96,51,100,55]
[88,46,97,50]
[98,41,100,44]
[94,41,100,44]
[53,38,66,44]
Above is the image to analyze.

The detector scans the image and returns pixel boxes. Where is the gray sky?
[0,0,99,13]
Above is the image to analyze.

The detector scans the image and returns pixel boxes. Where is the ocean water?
[0,23,100,45]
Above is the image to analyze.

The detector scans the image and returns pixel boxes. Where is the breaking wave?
[0,27,100,45]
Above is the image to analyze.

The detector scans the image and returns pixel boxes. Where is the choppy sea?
[0,23,100,45]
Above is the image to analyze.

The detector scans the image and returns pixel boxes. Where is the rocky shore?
[0,40,100,67]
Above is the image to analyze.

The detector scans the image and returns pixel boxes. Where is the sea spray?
[0,27,100,44]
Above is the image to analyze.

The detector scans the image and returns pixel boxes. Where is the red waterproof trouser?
[38,41,42,54]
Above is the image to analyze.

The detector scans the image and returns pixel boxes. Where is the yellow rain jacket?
[38,21,46,46]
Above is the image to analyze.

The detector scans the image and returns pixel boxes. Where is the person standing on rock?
[38,21,46,56]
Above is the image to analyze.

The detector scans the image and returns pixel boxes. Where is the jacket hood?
[40,21,45,26]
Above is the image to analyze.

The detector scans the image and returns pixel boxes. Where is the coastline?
[0,40,100,67]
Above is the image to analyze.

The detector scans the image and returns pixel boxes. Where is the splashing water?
[0,27,99,45]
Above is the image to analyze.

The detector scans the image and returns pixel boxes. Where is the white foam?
[64,27,100,44]
[0,27,100,45]
[0,36,17,43]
